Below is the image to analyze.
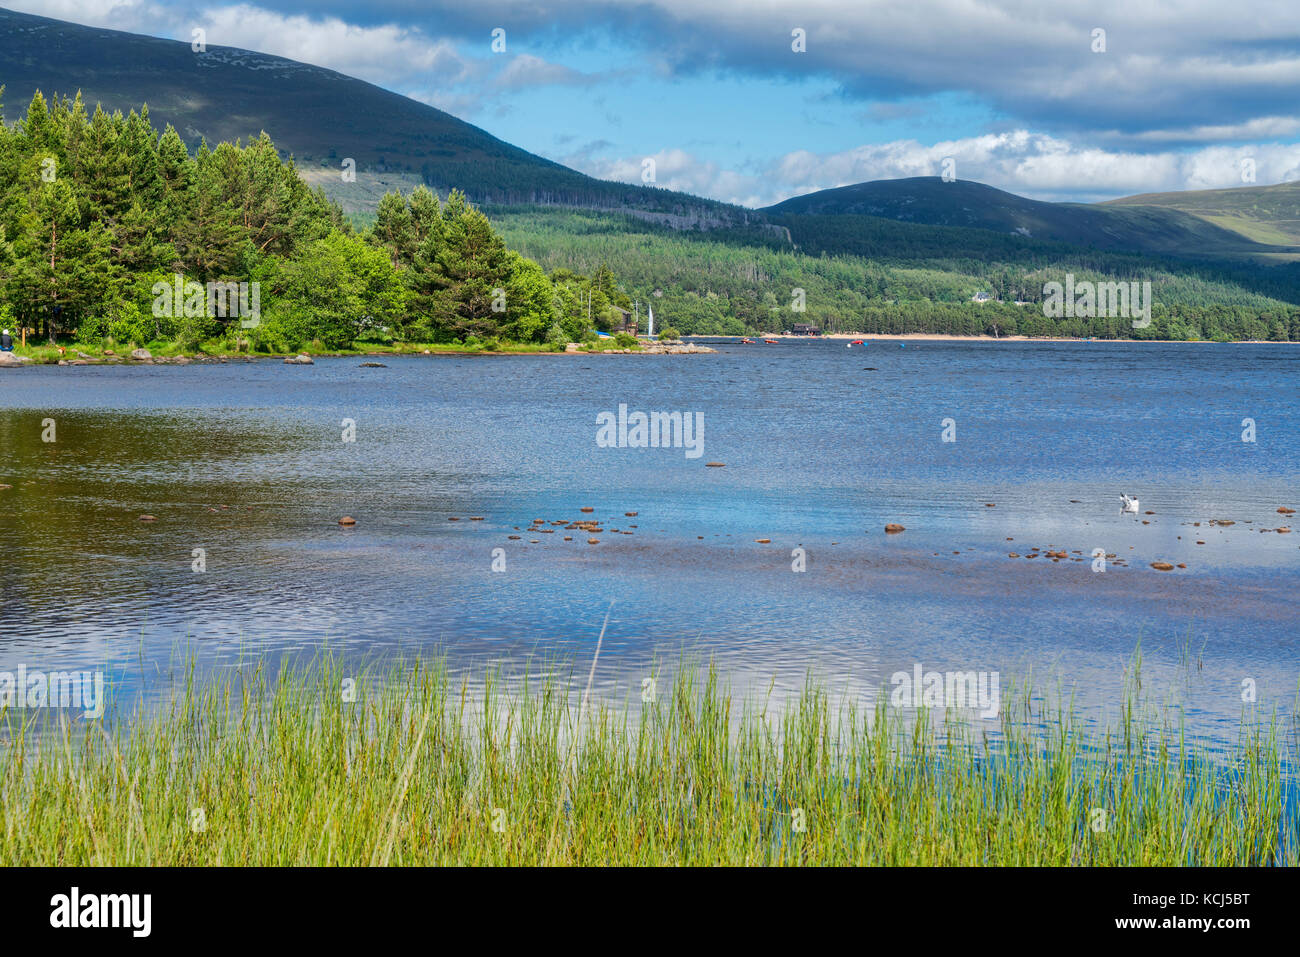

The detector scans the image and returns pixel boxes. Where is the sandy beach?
[703,332,1284,343]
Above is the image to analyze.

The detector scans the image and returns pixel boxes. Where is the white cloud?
[570,133,1300,207]
[197,5,470,88]
[494,54,597,91]
[20,0,1300,146]
[572,148,768,208]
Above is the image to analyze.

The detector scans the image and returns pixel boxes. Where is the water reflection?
[1,341,1297,746]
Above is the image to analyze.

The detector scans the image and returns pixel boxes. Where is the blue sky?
[12,1,1300,206]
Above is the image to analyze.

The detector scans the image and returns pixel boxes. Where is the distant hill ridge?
[1104,180,1300,246]
[763,177,1298,259]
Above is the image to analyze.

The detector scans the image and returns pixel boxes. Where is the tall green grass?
[0,657,1293,865]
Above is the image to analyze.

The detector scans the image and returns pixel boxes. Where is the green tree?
[501,253,554,342]
[269,230,406,348]
[8,179,116,341]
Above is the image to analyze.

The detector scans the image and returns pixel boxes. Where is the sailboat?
[648,304,655,339]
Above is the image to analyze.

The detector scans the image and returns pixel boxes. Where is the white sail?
[648,304,655,337]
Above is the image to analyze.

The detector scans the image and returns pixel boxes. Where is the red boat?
[763,338,779,344]
[740,337,754,343]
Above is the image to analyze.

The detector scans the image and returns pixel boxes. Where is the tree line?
[5,88,1297,347]
[490,206,1300,340]
[0,89,632,350]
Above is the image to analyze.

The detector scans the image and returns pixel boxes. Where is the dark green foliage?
[490,205,1300,340]
[0,90,622,348]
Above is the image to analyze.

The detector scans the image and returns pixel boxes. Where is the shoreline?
[6,333,1294,368]
[0,341,716,367]
[697,332,1296,344]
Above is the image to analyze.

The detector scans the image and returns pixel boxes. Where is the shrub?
[545,321,569,350]
[77,313,111,342]
[108,302,152,347]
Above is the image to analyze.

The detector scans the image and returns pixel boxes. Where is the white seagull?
[1120,494,1140,514]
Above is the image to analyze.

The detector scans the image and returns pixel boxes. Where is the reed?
[0,655,1293,866]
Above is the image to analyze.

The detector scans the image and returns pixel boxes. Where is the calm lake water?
[1,339,1297,745]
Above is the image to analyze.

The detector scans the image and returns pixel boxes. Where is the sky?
[11,0,1300,207]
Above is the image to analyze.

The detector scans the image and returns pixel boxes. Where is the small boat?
[740,337,754,344]
[851,339,864,345]
[763,338,778,344]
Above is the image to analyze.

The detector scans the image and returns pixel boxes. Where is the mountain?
[0,6,753,225]
[4,7,1298,271]
[1103,180,1300,247]
[762,176,1298,259]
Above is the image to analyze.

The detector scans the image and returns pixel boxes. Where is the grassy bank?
[6,334,647,364]
[0,658,1292,866]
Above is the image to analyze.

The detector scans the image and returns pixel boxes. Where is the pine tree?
[371,191,415,269]
[425,191,510,339]
[8,179,116,341]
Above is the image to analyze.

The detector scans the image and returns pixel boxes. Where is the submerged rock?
[338,516,357,526]
[285,354,314,365]
[885,523,905,534]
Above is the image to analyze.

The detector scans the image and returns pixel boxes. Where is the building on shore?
[611,305,637,336]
